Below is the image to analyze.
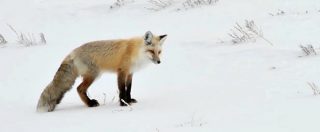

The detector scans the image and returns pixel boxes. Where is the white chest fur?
[130,48,151,73]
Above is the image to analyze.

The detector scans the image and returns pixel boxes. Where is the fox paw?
[88,99,99,107]
[120,98,137,106]
[129,98,137,103]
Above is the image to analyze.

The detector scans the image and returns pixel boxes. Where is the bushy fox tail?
[37,60,78,112]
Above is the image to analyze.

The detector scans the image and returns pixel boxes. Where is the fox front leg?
[126,74,137,104]
[117,72,137,106]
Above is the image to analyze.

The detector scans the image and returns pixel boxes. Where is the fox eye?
[158,51,162,54]
[147,50,155,54]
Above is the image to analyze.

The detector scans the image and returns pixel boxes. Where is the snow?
[1,0,320,131]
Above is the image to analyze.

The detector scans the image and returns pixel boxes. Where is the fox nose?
[156,60,161,64]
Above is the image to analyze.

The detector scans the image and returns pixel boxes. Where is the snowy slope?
[1,0,320,131]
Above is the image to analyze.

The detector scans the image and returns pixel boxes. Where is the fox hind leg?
[77,75,99,107]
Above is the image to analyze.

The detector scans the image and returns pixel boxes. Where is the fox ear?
[159,34,167,45]
[144,31,153,45]
[159,34,167,40]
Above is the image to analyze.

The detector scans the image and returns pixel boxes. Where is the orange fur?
[67,37,144,74]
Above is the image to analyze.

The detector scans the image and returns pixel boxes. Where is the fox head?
[143,31,167,64]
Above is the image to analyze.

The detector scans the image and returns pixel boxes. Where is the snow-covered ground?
[1,0,320,131]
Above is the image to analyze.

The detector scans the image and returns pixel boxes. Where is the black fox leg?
[126,74,137,104]
[118,71,128,106]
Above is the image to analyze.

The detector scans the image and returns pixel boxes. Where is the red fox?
[37,31,167,112]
